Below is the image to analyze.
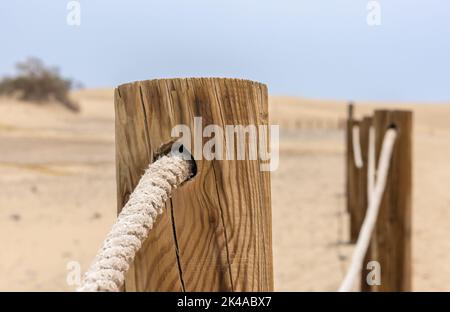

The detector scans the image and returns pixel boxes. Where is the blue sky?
[0,1,449,102]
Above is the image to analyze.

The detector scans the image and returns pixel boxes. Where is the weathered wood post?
[346,102,363,243]
[357,116,372,236]
[114,78,274,291]
[358,116,373,291]
[362,110,412,291]
[346,104,352,215]
[346,103,354,216]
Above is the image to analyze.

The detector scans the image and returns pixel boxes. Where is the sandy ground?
[1,89,450,291]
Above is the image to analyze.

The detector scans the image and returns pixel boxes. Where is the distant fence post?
[350,116,374,244]
[362,110,413,291]
[346,102,364,243]
[346,103,353,214]
[358,116,372,236]
[346,103,354,216]
[114,78,274,291]
[358,116,373,291]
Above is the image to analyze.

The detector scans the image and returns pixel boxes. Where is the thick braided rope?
[77,152,193,292]
[338,128,397,292]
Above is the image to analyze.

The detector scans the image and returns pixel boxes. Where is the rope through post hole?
[77,151,194,292]
[352,125,363,169]
[338,128,397,292]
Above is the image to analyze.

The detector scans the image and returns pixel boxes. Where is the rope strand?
[352,125,364,169]
[77,151,193,292]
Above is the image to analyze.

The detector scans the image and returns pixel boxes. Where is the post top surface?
[116,77,267,91]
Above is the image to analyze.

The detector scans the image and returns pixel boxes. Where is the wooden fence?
[346,103,413,291]
[114,78,274,291]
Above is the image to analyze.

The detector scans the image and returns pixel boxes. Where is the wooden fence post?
[358,116,373,291]
[114,78,273,292]
[362,110,412,291]
[346,102,363,243]
[350,117,374,245]
[346,103,354,213]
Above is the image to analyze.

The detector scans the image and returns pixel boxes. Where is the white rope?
[338,128,397,292]
[352,125,363,169]
[77,151,193,292]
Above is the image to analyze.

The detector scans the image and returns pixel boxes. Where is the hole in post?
[173,143,197,180]
[155,140,197,181]
[388,123,397,130]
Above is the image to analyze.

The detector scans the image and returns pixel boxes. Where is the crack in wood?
[169,198,186,292]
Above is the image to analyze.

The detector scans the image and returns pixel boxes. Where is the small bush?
[0,58,80,112]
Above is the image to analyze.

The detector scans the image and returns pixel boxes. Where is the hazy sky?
[1,1,449,102]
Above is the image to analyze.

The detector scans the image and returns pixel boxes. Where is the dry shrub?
[0,58,80,112]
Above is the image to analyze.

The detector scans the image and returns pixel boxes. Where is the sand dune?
[0,89,449,291]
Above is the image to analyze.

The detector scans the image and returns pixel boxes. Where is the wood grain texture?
[345,104,354,214]
[115,78,273,291]
[347,118,363,244]
[358,116,373,291]
[365,110,413,291]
